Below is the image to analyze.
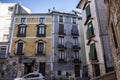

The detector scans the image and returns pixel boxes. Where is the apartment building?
[52,11,82,79]
[8,10,82,78]
[9,13,52,76]
[104,0,120,79]
[77,0,115,79]
[0,2,30,76]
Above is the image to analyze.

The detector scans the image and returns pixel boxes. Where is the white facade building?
[77,0,114,79]
[0,2,31,76]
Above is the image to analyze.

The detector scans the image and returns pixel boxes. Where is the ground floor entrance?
[39,62,45,76]
[74,65,80,77]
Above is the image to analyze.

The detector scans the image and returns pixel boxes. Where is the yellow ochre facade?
[9,14,53,76]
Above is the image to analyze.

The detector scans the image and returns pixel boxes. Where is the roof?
[76,0,83,8]
[14,11,79,17]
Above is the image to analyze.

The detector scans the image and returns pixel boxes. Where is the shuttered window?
[58,24,65,34]
[86,4,91,18]
[87,22,94,39]
[89,43,97,60]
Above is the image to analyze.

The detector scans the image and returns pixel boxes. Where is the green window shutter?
[86,5,91,18]
[87,22,94,39]
[89,43,96,60]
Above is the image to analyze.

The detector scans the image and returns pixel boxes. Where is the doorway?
[74,65,80,77]
[39,62,45,76]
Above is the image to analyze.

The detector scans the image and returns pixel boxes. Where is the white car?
[14,72,44,80]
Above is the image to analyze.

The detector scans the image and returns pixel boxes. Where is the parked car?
[14,72,44,80]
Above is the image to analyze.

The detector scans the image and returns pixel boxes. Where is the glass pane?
[39,18,45,23]
[17,43,23,53]
[89,43,96,60]
[86,5,91,18]
[41,27,44,34]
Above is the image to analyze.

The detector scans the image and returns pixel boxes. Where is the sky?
[1,0,80,13]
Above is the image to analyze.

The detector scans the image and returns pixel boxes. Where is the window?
[58,71,61,76]
[3,34,9,40]
[17,25,26,37]
[87,22,94,39]
[39,18,45,24]
[72,17,76,24]
[71,26,79,35]
[8,7,13,14]
[73,37,78,45]
[8,7,13,12]
[0,46,6,58]
[16,42,24,54]
[89,43,97,60]
[36,42,44,54]
[59,16,63,22]
[73,51,79,59]
[37,25,46,37]
[86,4,91,18]
[92,64,100,77]
[58,50,66,60]
[58,24,65,35]
[21,18,26,24]
[58,37,64,45]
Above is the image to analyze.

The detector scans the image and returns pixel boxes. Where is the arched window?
[36,40,46,55]
[15,40,25,55]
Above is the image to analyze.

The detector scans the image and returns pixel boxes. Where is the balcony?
[72,59,81,63]
[35,51,45,56]
[36,34,46,37]
[16,34,26,37]
[14,51,24,55]
[72,45,81,50]
[58,59,67,63]
[71,30,79,36]
[58,30,66,36]
[57,43,67,50]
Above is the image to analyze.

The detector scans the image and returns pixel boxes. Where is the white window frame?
[73,37,78,45]
[59,15,64,22]
[72,17,76,24]
[21,18,26,24]
[0,46,7,58]
[38,26,45,35]
[58,37,64,45]
[39,17,45,24]
[73,51,80,59]
[58,50,66,60]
